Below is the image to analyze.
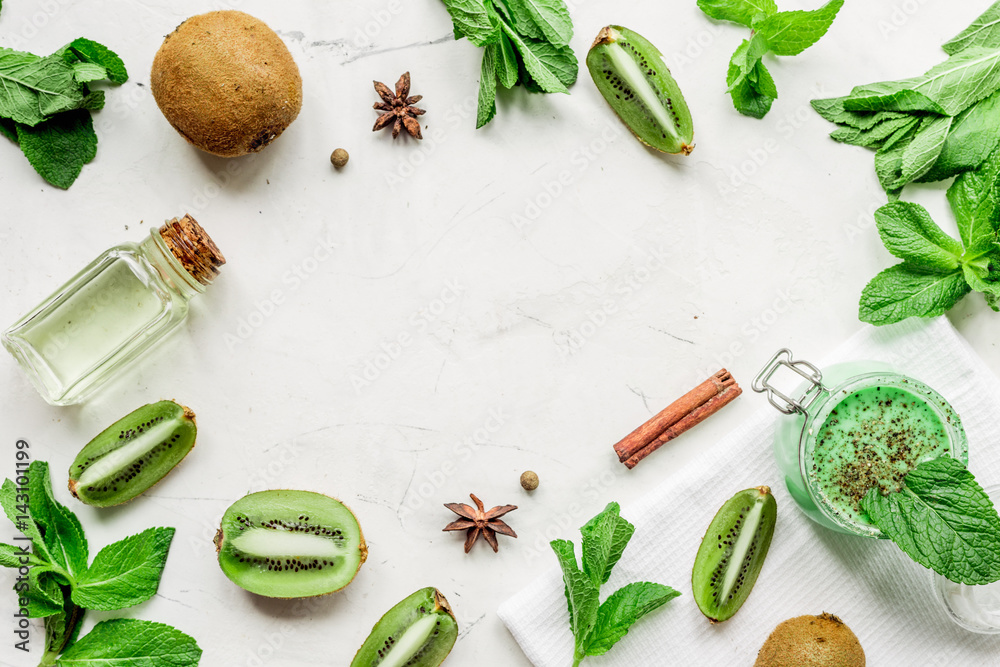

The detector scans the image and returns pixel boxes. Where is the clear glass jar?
[753,349,968,538]
[2,215,225,406]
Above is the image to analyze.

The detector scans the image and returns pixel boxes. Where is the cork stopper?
[157,214,226,285]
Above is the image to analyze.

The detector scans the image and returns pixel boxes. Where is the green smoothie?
[810,384,952,528]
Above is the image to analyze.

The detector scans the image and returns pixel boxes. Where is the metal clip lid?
[752,349,826,415]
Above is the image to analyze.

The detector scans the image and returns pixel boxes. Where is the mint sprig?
[0,461,201,667]
[857,148,1000,325]
[0,34,128,189]
[812,1,1000,195]
[698,0,843,119]
[860,457,1000,585]
[552,503,679,667]
[439,0,577,128]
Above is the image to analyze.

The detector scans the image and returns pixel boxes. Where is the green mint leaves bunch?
[861,457,1000,585]
[0,461,201,667]
[858,148,1000,325]
[812,1,1000,197]
[551,502,680,667]
[697,0,843,119]
[0,37,128,189]
[439,0,577,128]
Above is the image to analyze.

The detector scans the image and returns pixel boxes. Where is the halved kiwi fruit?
[215,490,367,598]
[351,587,458,667]
[587,25,695,155]
[692,486,777,623]
[68,400,197,507]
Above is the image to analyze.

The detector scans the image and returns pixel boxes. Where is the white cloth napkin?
[498,317,1000,666]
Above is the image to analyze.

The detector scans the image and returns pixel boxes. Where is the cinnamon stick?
[613,369,742,469]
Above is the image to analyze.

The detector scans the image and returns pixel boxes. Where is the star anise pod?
[443,493,517,553]
[373,72,425,140]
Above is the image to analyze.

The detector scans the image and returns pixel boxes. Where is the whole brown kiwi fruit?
[755,613,865,667]
[151,10,302,157]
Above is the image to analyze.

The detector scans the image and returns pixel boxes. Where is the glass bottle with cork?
[2,214,225,406]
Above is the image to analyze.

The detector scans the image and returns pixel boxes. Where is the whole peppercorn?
[330,148,349,168]
[520,471,539,491]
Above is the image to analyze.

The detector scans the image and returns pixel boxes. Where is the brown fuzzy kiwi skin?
[150,10,302,157]
[213,490,368,599]
[754,613,865,667]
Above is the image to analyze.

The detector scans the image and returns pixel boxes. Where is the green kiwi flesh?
[351,587,458,667]
[692,486,777,623]
[215,489,367,598]
[68,400,197,507]
[587,25,694,155]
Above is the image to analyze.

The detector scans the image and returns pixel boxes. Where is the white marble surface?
[0,1,998,666]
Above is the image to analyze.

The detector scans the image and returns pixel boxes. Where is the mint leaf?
[0,543,24,567]
[944,1,1000,55]
[751,59,778,99]
[811,96,907,130]
[829,115,919,149]
[580,502,634,588]
[728,70,776,118]
[859,264,970,325]
[874,202,964,270]
[697,0,777,28]
[551,539,599,665]
[496,0,544,40]
[23,568,66,618]
[26,461,88,579]
[496,32,519,88]
[442,0,498,46]
[1,474,53,564]
[874,121,922,192]
[861,458,1000,585]
[900,115,954,183]
[507,0,572,47]
[478,45,498,129]
[752,0,843,56]
[0,47,84,125]
[584,582,680,656]
[962,238,1000,305]
[516,38,577,92]
[70,62,107,84]
[57,619,202,667]
[66,38,128,84]
[46,600,86,657]
[947,147,1000,247]
[71,527,175,611]
[844,47,1000,116]
[502,22,568,93]
[919,90,1000,183]
[16,110,98,189]
[726,34,769,94]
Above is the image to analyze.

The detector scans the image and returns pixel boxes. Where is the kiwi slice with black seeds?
[587,25,695,155]
[692,486,777,623]
[68,400,197,507]
[215,489,367,598]
[351,587,458,667]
